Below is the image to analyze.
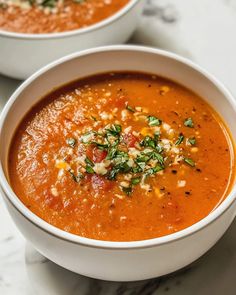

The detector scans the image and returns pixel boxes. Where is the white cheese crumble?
[81,132,95,143]
[121,109,129,121]
[120,181,129,188]
[100,111,113,120]
[177,180,186,188]
[51,186,59,197]
[93,160,110,175]
[124,126,132,134]
[162,123,171,131]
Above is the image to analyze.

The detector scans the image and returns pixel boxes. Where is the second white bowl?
[0,0,143,80]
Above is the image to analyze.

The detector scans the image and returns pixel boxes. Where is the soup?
[8,72,235,242]
[0,0,129,34]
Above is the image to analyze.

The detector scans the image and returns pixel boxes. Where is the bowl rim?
[1,45,236,250]
[0,0,140,40]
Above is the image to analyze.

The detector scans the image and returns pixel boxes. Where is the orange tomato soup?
[8,72,235,241]
[0,0,129,34]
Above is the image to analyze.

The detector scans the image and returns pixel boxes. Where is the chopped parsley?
[188,137,196,145]
[126,105,136,113]
[85,157,94,173]
[86,165,94,174]
[147,116,162,127]
[184,118,194,128]
[145,165,163,177]
[140,136,157,149]
[91,141,109,150]
[106,124,122,136]
[85,157,94,167]
[184,157,195,167]
[175,134,184,145]
[59,108,200,195]
[121,186,133,196]
[131,177,141,185]
[91,115,97,121]
[68,169,84,183]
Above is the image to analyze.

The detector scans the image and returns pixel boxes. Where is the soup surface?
[9,72,235,241]
[0,0,129,34]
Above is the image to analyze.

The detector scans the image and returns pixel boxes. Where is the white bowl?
[0,45,236,282]
[0,0,143,80]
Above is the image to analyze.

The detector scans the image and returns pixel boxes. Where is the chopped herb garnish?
[188,137,196,145]
[91,142,109,150]
[41,0,57,8]
[106,146,117,160]
[152,152,164,166]
[85,157,94,167]
[63,105,200,196]
[126,105,135,113]
[86,165,94,174]
[136,154,150,163]
[184,157,195,167]
[131,177,141,185]
[66,138,76,148]
[85,157,94,174]
[106,124,122,136]
[175,134,184,145]
[134,161,146,172]
[184,118,194,128]
[68,169,84,183]
[140,136,156,149]
[147,116,162,127]
[145,165,163,177]
[121,186,132,196]
[107,162,131,180]
[154,131,160,141]
[91,115,97,121]
[115,150,129,161]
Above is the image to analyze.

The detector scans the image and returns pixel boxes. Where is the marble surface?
[1,0,236,294]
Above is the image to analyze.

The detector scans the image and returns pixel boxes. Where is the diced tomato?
[91,174,113,192]
[86,147,107,163]
[86,146,93,159]
[92,148,107,163]
[123,132,138,148]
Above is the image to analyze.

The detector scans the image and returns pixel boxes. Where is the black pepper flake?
[185,191,191,195]
[171,170,177,174]
[196,168,202,172]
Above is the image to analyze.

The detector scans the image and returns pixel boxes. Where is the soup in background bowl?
[1,46,236,281]
[0,0,143,79]
[0,0,129,34]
